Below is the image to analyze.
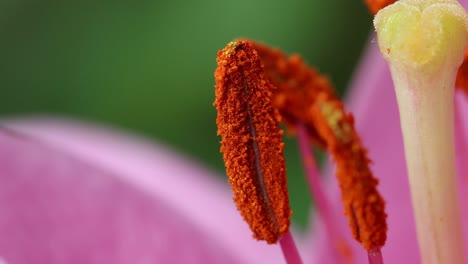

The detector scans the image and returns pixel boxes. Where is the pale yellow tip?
[374,0,468,74]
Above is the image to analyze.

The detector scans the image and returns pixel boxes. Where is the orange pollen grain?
[365,0,397,15]
[213,40,291,244]
[252,41,387,250]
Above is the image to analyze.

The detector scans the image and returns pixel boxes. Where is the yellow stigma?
[374,0,468,75]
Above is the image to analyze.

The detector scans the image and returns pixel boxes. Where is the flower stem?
[279,231,303,264]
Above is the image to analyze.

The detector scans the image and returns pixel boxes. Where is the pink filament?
[368,248,384,264]
[296,123,353,263]
[279,231,303,264]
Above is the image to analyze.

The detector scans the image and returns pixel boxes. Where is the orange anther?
[214,40,291,244]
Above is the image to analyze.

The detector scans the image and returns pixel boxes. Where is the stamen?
[214,40,291,244]
[253,41,387,251]
[310,96,387,251]
[215,39,387,261]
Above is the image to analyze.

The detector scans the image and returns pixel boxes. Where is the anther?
[310,95,387,250]
[214,40,291,244]
[253,40,388,250]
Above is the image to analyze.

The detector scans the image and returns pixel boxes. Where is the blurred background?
[0,0,373,228]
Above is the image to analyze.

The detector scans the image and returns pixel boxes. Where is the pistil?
[374,0,468,263]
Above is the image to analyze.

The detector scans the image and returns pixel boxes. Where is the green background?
[0,0,373,228]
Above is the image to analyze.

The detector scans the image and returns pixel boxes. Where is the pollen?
[311,95,387,250]
[253,41,387,250]
[365,0,397,15]
[253,42,333,147]
[214,40,291,244]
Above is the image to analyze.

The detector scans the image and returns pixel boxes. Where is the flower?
[2,1,468,264]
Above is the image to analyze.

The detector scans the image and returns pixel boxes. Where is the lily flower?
[1,0,468,264]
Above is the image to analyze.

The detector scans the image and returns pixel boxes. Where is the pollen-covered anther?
[310,95,387,250]
[252,41,335,147]
[214,40,291,244]
[252,40,387,251]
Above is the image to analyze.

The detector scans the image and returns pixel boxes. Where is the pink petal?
[1,118,285,263]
